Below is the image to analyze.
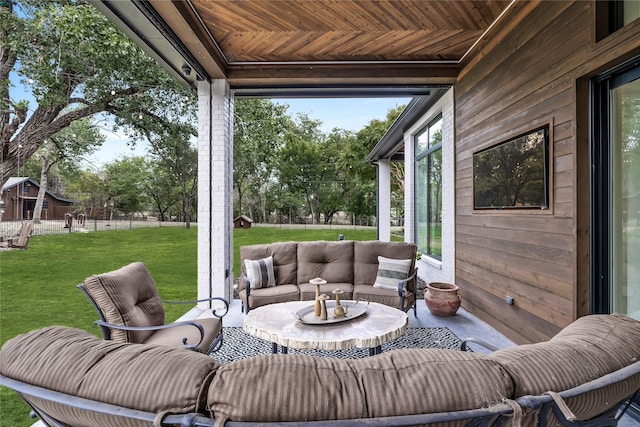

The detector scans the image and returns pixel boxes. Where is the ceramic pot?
[424,282,461,316]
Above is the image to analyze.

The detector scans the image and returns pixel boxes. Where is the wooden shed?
[1,177,74,221]
[233,215,253,229]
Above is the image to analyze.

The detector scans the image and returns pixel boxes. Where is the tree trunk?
[33,156,53,224]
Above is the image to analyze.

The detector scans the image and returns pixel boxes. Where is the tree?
[145,163,180,222]
[146,127,198,227]
[339,106,406,222]
[317,129,352,224]
[30,118,104,222]
[63,167,109,215]
[277,114,327,223]
[103,156,152,217]
[1,0,194,184]
[233,99,291,218]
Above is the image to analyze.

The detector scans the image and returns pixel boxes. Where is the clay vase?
[424,282,461,316]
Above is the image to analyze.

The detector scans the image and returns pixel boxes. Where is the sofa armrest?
[243,276,251,299]
[397,268,418,297]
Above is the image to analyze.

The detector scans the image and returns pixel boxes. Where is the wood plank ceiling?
[99,0,513,92]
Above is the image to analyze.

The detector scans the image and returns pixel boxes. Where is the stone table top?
[243,301,408,351]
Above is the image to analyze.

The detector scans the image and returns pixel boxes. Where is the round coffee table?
[243,300,408,355]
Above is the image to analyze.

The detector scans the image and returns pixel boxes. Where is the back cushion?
[83,262,164,343]
[353,241,416,287]
[208,349,513,425]
[297,240,354,284]
[240,242,298,285]
[209,354,366,424]
[0,326,220,427]
[356,348,513,417]
[490,314,640,421]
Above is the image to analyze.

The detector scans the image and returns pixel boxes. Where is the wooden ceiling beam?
[226,63,459,88]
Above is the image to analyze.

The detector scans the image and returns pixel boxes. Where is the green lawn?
[0,226,384,426]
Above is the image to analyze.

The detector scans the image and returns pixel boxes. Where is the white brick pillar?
[403,132,415,243]
[377,159,391,241]
[197,80,234,304]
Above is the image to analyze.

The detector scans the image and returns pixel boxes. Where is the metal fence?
[0,217,189,239]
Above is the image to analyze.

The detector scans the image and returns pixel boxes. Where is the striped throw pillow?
[244,256,276,289]
[373,256,412,290]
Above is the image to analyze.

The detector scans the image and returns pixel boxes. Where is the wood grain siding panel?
[455,1,597,343]
[456,257,572,324]
[460,278,562,343]
[456,2,584,108]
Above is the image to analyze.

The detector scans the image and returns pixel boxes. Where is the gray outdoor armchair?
[78,261,228,355]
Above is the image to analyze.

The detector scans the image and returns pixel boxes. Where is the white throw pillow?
[244,256,276,289]
[373,256,412,290]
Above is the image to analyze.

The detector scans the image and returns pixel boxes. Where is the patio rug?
[213,327,465,364]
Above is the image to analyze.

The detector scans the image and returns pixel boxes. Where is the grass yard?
[0,226,385,426]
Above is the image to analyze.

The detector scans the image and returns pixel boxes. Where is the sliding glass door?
[592,59,640,320]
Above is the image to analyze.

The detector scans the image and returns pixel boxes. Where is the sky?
[88,97,411,166]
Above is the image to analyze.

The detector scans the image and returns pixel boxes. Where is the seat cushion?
[83,262,164,343]
[353,284,414,310]
[0,326,220,427]
[143,317,222,354]
[238,284,300,309]
[298,282,353,300]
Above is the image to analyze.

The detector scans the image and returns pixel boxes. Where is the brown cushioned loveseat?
[1,314,639,426]
[238,240,418,313]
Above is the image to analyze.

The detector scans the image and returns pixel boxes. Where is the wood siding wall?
[454,0,640,343]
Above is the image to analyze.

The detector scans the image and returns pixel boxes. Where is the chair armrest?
[397,268,418,296]
[243,276,251,298]
[162,297,230,320]
[460,337,501,352]
[94,320,205,351]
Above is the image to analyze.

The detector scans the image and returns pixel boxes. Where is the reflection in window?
[473,126,549,209]
[415,115,443,260]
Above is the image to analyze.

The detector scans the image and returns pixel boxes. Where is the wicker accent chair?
[78,262,228,355]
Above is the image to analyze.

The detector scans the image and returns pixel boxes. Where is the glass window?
[415,114,443,260]
[592,59,640,320]
[610,73,640,319]
[597,1,640,41]
[622,0,640,26]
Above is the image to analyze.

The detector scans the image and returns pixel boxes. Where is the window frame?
[414,113,443,261]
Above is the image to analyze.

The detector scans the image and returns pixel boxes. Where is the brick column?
[404,132,415,243]
[377,159,391,241]
[197,80,234,304]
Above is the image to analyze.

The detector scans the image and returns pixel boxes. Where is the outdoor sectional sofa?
[1,313,639,426]
[238,240,418,313]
